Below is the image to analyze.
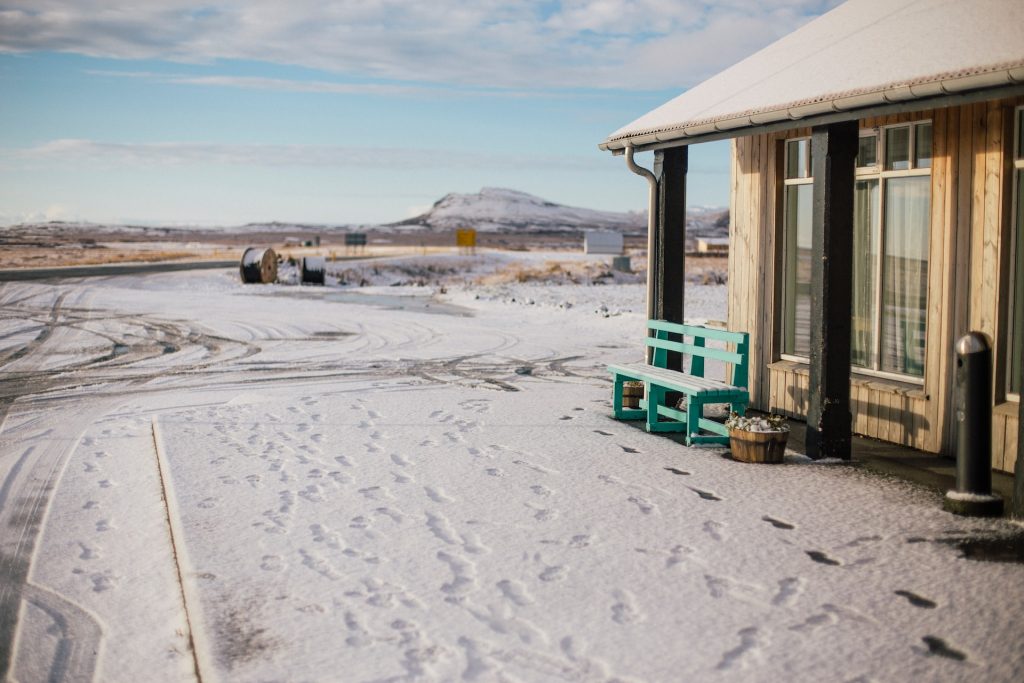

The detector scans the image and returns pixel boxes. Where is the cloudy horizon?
[1,0,843,226]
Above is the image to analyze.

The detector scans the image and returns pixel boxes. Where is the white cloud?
[83,70,574,99]
[13,138,603,171]
[1,1,844,90]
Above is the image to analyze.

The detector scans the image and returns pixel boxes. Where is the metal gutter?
[600,70,1024,153]
[624,145,659,361]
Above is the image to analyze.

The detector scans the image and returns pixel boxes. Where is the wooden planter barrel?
[240,247,278,284]
[622,382,643,408]
[729,428,788,464]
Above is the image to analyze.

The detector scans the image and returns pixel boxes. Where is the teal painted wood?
[607,322,751,446]
[647,320,746,344]
[731,331,750,389]
[644,338,745,365]
[690,335,705,379]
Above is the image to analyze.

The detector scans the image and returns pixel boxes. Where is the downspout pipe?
[625,144,658,363]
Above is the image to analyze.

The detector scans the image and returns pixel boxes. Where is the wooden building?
[600,0,1024,474]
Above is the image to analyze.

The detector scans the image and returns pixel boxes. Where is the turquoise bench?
[608,321,750,446]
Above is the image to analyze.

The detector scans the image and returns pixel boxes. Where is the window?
[782,122,933,380]
[782,138,813,357]
[1010,107,1024,397]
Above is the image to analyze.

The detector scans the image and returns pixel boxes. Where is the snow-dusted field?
[1,250,1022,682]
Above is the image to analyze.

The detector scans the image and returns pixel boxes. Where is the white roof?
[601,0,1024,151]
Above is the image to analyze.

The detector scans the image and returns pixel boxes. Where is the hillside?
[388,187,728,238]
[388,187,647,234]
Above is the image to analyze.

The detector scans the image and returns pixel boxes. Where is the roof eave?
[599,68,1024,154]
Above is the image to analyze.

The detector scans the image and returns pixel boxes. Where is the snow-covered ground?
[1,250,1022,682]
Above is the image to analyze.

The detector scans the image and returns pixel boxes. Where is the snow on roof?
[601,0,1024,151]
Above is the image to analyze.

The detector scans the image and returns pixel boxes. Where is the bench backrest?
[645,320,749,388]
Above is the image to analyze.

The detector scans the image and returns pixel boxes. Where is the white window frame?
[780,122,932,386]
[780,137,814,364]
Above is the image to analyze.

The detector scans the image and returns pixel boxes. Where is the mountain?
[387,187,647,234]
[386,187,729,237]
[2,188,728,238]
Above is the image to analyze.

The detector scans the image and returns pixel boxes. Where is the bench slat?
[608,363,746,398]
[647,320,747,345]
[644,338,744,365]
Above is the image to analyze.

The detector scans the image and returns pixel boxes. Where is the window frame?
[779,121,933,386]
[780,137,814,363]
[1007,105,1024,402]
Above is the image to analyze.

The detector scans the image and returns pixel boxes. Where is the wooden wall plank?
[757,133,774,410]
[769,366,781,413]
[1005,414,1019,474]
[993,413,1007,471]
[934,105,960,453]
[969,103,989,333]
[922,107,949,453]
[981,102,1003,340]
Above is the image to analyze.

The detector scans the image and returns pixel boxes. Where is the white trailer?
[584,230,623,255]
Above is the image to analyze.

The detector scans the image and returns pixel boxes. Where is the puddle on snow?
[266,289,473,316]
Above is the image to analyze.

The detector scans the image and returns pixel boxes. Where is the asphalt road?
[0,260,238,281]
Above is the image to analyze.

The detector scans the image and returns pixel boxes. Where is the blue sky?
[0,1,841,226]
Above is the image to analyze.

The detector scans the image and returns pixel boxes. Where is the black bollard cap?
[955,331,990,356]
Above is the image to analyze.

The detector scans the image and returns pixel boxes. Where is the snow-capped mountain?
[388,187,647,234]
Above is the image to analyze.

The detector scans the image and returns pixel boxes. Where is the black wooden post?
[656,146,688,371]
[1014,364,1024,517]
[806,121,858,460]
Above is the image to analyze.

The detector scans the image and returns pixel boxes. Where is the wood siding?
[728,97,1023,473]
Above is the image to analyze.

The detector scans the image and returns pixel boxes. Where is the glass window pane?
[783,184,813,356]
[1010,170,1024,394]
[885,126,911,171]
[915,123,932,169]
[858,135,877,168]
[880,176,930,376]
[852,179,880,368]
[786,139,809,179]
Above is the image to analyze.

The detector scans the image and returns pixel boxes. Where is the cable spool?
[300,256,326,285]
[239,247,278,284]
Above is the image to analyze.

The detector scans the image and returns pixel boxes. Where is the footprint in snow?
[78,542,99,560]
[539,565,568,582]
[702,520,725,541]
[688,486,721,501]
[716,627,761,671]
[619,445,640,454]
[497,579,534,606]
[762,516,794,530]
[568,534,592,549]
[629,496,657,515]
[611,590,643,625]
[664,467,690,476]
[921,636,967,661]
[895,590,937,609]
[806,550,841,566]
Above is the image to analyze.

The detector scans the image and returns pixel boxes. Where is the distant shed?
[696,237,729,254]
[584,230,624,255]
